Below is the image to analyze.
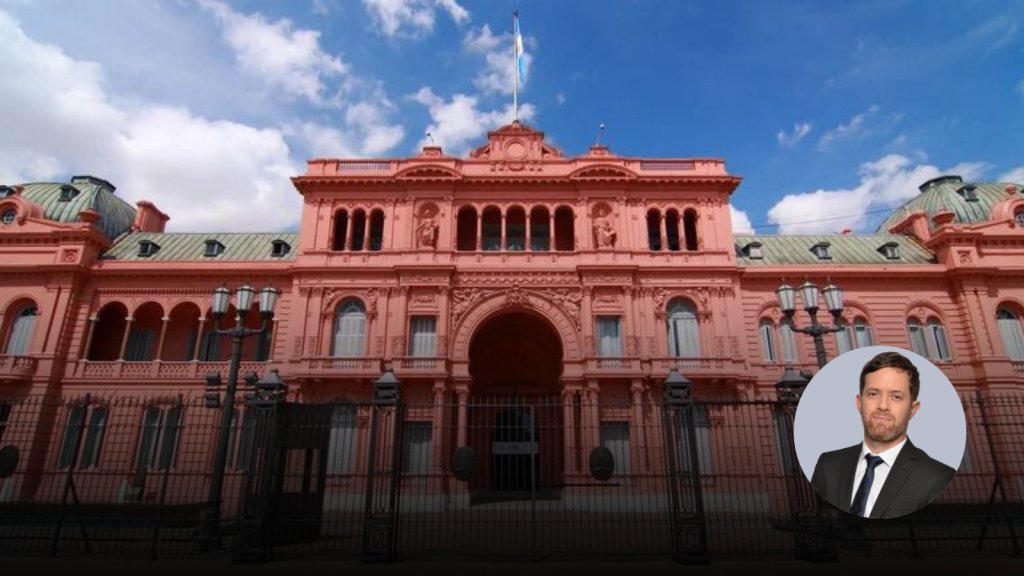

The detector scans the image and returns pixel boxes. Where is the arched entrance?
[467,311,564,502]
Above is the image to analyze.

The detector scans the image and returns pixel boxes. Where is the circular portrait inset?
[793,346,965,519]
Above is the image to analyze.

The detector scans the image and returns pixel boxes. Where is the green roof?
[877,176,1011,233]
[18,176,136,240]
[735,234,935,266]
[102,232,299,261]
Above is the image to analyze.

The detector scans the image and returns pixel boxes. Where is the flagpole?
[513,11,519,122]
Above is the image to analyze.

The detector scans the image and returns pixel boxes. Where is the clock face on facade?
[1,210,16,225]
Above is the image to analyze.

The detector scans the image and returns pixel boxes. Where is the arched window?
[1015,207,1024,227]
[332,300,366,357]
[457,206,477,251]
[907,317,951,361]
[529,206,550,251]
[759,319,777,363]
[554,206,574,251]
[853,318,874,348]
[997,307,1024,360]
[667,299,700,357]
[368,210,385,251]
[332,210,349,251]
[4,305,38,355]
[646,209,662,251]
[326,404,358,474]
[683,209,699,251]
[834,319,854,355]
[350,210,367,251]
[665,209,680,251]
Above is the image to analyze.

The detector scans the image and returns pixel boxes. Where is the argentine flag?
[515,15,527,88]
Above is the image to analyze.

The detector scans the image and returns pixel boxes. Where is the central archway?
[467,311,564,501]
[469,311,563,397]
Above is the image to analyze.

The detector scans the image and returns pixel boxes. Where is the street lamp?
[196,282,279,552]
[776,279,845,369]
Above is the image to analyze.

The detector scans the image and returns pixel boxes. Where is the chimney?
[133,200,170,233]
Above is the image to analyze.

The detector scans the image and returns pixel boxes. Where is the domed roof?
[877,175,1015,233]
[13,175,136,239]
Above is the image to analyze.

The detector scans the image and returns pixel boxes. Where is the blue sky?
[1,0,1021,234]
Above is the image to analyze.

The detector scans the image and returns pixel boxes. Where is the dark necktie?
[850,454,884,517]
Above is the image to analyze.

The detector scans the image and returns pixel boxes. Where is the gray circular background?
[793,345,966,482]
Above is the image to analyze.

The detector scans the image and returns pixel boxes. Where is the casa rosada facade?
[0,122,1023,505]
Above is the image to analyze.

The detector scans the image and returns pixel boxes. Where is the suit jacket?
[810,437,956,519]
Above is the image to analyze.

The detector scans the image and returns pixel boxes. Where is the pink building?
[0,122,1022,556]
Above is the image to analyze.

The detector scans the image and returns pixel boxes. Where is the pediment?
[568,164,638,181]
[468,121,564,161]
[394,165,462,180]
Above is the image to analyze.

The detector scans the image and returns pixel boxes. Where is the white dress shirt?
[849,437,907,517]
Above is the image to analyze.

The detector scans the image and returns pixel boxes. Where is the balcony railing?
[585,357,643,373]
[1012,360,1024,374]
[68,360,268,381]
[0,355,38,380]
[295,357,383,377]
[394,357,447,375]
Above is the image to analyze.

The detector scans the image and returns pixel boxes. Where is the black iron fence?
[0,388,1020,562]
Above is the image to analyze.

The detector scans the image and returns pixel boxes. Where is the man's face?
[856,367,920,446]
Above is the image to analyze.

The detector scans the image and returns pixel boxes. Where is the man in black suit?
[811,351,956,519]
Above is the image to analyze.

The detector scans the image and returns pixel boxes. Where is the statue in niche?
[592,205,616,248]
[416,205,439,249]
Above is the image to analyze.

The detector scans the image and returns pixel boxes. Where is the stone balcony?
[393,357,448,378]
[65,360,268,381]
[0,355,38,382]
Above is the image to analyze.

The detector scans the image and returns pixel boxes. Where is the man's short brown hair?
[859,351,921,401]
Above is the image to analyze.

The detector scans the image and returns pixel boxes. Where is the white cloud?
[766,154,989,234]
[0,8,302,232]
[312,0,330,16]
[776,122,812,147]
[555,92,566,106]
[344,100,406,155]
[1000,166,1024,183]
[198,0,347,106]
[464,24,533,96]
[1016,79,1024,98]
[363,0,469,38]
[411,87,535,156]
[817,105,881,149]
[730,205,753,234]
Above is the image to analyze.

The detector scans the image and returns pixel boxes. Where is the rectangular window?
[834,324,854,355]
[759,322,777,363]
[78,407,108,470]
[255,329,273,361]
[408,316,437,357]
[908,323,928,358]
[677,404,713,476]
[854,322,875,348]
[668,315,700,357]
[57,406,86,469]
[229,408,258,471]
[403,422,432,474]
[596,316,622,357]
[326,405,357,474]
[0,402,10,444]
[600,422,631,475]
[780,321,797,363]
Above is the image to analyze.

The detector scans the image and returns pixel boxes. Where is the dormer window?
[743,242,763,259]
[957,184,978,202]
[138,240,160,258]
[810,242,832,260]
[271,239,291,258]
[0,185,14,198]
[1016,208,1024,227]
[204,239,225,258]
[878,242,900,260]
[58,184,80,202]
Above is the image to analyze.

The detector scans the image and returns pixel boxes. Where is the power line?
[741,206,899,233]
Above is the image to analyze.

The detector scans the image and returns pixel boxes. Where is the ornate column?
[345,215,355,251]
[500,208,507,250]
[631,379,647,471]
[661,214,669,251]
[118,317,135,360]
[155,316,170,360]
[548,211,555,251]
[476,210,483,251]
[456,385,469,447]
[432,380,446,474]
[80,315,99,360]
[585,380,601,454]
[192,317,206,361]
[363,216,372,251]
[562,386,578,474]
[525,210,532,251]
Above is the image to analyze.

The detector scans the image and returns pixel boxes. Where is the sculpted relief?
[592,203,617,249]
[416,203,439,249]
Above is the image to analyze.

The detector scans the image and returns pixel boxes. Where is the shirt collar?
[860,436,908,468]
